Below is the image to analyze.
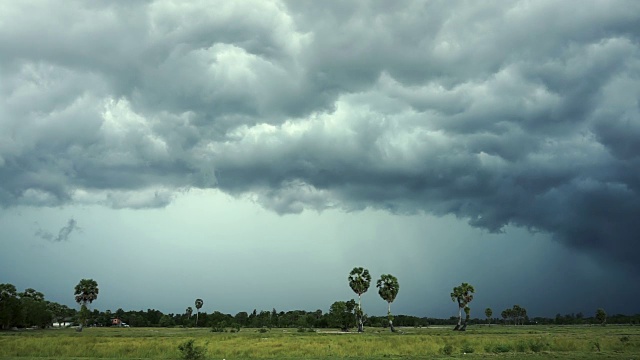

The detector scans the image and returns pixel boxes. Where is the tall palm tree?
[376,274,399,332]
[450,282,474,331]
[74,279,99,329]
[186,307,193,319]
[194,299,203,327]
[348,267,371,332]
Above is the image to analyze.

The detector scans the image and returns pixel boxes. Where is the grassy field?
[0,325,638,359]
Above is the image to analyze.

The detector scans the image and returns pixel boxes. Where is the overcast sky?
[1,0,639,319]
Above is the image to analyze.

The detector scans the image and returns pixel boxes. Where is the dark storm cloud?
[1,1,640,269]
[35,218,80,242]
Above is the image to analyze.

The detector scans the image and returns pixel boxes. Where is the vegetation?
[596,308,607,325]
[450,282,474,331]
[194,299,203,327]
[485,307,492,325]
[0,325,638,359]
[501,305,528,325]
[348,267,371,333]
[376,274,399,332]
[74,279,99,329]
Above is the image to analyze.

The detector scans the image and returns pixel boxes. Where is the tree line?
[2,278,638,331]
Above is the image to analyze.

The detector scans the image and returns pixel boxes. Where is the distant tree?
[159,314,175,327]
[376,274,399,332]
[0,284,21,329]
[74,279,99,329]
[485,308,493,325]
[348,267,371,332]
[186,307,193,320]
[595,308,607,326]
[329,300,357,331]
[501,309,509,324]
[194,299,203,327]
[19,288,50,328]
[450,282,474,331]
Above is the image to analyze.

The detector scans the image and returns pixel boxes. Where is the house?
[111,318,130,327]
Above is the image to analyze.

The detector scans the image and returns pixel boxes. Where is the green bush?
[442,344,454,355]
[529,338,549,352]
[177,339,206,360]
[461,342,474,354]
[485,343,512,353]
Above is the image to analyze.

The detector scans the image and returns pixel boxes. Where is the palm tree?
[348,267,371,332]
[195,299,203,327]
[74,279,99,329]
[450,282,474,331]
[376,274,399,332]
[485,307,493,326]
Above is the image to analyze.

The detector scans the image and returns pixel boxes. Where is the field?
[0,325,638,359]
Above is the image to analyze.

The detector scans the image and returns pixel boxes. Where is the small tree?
[450,282,474,331]
[194,299,203,327]
[74,279,99,330]
[595,308,607,326]
[348,267,371,332]
[485,307,493,326]
[376,274,399,332]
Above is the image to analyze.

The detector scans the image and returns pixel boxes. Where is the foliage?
[501,304,527,325]
[348,267,371,332]
[450,282,474,329]
[177,339,206,360]
[485,307,492,324]
[328,299,357,331]
[194,299,203,327]
[376,274,399,332]
[595,308,607,325]
[74,279,99,307]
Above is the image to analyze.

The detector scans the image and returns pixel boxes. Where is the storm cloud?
[1,1,640,270]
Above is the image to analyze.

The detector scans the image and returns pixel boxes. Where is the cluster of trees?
[500,305,528,325]
[0,284,74,329]
[346,267,399,332]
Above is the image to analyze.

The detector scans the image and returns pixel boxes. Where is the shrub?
[486,343,512,353]
[461,342,474,354]
[258,328,269,333]
[529,338,549,353]
[177,339,206,360]
[442,344,454,355]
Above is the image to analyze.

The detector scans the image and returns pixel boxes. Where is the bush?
[258,328,269,333]
[529,338,549,352]
[485,343,512,353]
[177,339,206,360]
[461,342,474,354]
[442,344,454,355]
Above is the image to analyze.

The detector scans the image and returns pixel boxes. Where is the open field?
[0,325,638,359]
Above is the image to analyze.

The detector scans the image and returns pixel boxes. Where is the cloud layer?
[1,1,640,268]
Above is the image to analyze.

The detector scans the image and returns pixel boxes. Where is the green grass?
[0,325,638,359]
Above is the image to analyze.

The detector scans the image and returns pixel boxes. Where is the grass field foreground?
[0,325,638,359]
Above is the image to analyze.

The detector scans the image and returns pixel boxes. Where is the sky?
[1,0,639,319]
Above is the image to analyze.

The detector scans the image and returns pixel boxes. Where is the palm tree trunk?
[358,294,365,332]
[388,302,395,332]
